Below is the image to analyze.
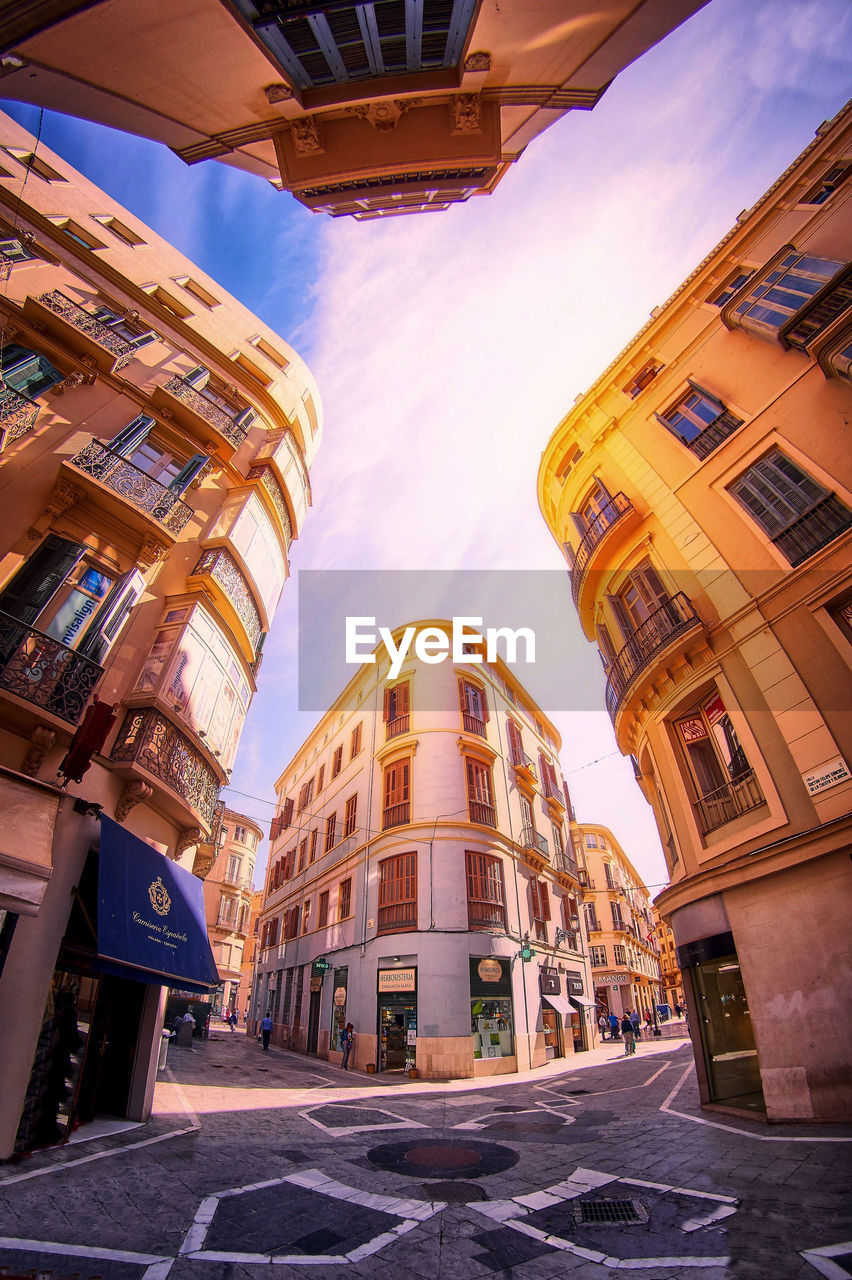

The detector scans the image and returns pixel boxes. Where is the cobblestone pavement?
[1,1028,850,1280]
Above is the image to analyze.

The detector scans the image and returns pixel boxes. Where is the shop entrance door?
[692,955,764,1112]
[306,988,321,1055]
[542,1008,563,1060]
[77,973,146,1122]
[378,999,417,1072]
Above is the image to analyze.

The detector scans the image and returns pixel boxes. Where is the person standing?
[260,1013,273,1051]
[621,1012,636,1055]
[608,1011,620,1040]
[340,1022,355,1070]
[598,1013,608,1041]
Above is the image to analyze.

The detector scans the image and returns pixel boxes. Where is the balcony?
[554,852,579,881]
[0,385,40,452]
[684,409,743,461]
[377,901,417,934]
[386,713,410,739]
[68,439,194,536]
[25,291,137,372]
[110,706,222,829]
[509,746,537,782]
[520,825,550,859]
[570,493,635,607]
[0,610,102,725]
[605,593,703,722]
[154,375,249,453]
[468,798,496,827]
[462,711,486,736]
[783,266,852,351]
[771,494,852,566]
[382,801,410,830]
[543,777,565,808]
[189,547,262,656]
[467,901,507,931]
[693,768,765,834]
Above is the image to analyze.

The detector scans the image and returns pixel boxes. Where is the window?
[465,852,506,930]
[657,384,742,459]
[506,718,526,767]
[382,758,410,829]
[611,903,625,930]
[556,443,583,481]
[234,825,247,844]
[226,855,241,883]
[466,757,495,826]
[4,149,65,181]
[298,837,308,872]
[173,275,219,308]
[612,561,671,639]
[282,797,294,829]
[1,343,63,400]
[318,891,329,929]
[709,269,752,307]
[585,833,598,849]
[338,877,352,920]
[727,250,844,339]
[586,903,600,932]
[231,350,271,387]
[729,450,852,566]
[459,678,488,735]
[283,906,299,940]
[282,849,295,881]
[377,853,417,933]
[604,863,616,890]
[350,722,362,758]
[92,215,145,247]
[551,824,564,859]
[613,944,627,966]
[325,812,337,852]
[540,755,561,801]
[383,681,410,738]
[823,333,852,381]
[141,283,193,319]
[0,235,36,266]
[248,334,289,371]
[302,900,311,934]
[673,690,764,834]
[519,794,535,835]
[332,745,343,777]
[344,793,357,837]
[92,305,157,348]
[298,778,315,812]
[317,764,325,793]
[51,218,106,251]
[529,879,550,942]
[800,161,851,206]
[309,828,318,862]
[590,945,607,968]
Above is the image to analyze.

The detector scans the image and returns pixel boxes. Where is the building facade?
[652,909,685,1013]
[253,622,595,1077]
[0,111,319,1157]
[239,889,264,1020]
[1,1,706,219]
[537,104,852,1120]
[203,810,262,1015]
[576,823,661,1023]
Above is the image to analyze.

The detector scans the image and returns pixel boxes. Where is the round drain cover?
[367,1138,519,1179]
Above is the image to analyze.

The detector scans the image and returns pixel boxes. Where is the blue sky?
[5,0,851,891]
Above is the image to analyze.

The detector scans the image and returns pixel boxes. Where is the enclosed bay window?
[729,449,852,565]
[726,249,845,340]
[382,757,410,829]
[466,756,496,827]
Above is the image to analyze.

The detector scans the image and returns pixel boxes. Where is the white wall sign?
[803,756,851,796]
[378,968,416,993]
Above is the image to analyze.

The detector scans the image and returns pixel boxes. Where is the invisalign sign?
[346,616,536,680]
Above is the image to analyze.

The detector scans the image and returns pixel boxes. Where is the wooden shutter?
[0,533,85,626]
[107,414,154,457]
[480,686,489,721]
[507,719,522,760]
[529,879,540,921]
[458,677,466,711]
[539,880,551,921]
[397,682,409,715]
[168,452,209,494]
[282,797,294,827]
[383,687,391,721]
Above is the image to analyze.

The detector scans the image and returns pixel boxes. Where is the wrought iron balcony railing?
[509,746,537,776]
[163,376,249,448]
[0,610,102,725]
[386,713,410,739]
[685,409,744,461]
[110,706,220,827]
[693,767,765,834]
[468,798,496,827]
[520,825,550,859]
[554,853,579,880]
[382,801,410,830]
[570,492,634,605]
[377,901,417,933]
[467,901,507,930]
[70,439,194,534]
[0,385,40,450]
[36,291,137,369]
[605,592,702,721]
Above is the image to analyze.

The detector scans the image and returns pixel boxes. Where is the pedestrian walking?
[630,1008,641,1039]
[608,1011,620,1040]
[621,1013,636,1055]
[340,1022,355,1070]
[260,1013,273,1051]
[598,1014,608,1041]
[228,1009,236,1032]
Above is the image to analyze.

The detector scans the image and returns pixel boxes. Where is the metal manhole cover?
[575,1198,648,1226]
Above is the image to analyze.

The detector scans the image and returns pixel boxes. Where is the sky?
[5,0,851,896]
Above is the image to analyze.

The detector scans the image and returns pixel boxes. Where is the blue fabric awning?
[96,816,220,993]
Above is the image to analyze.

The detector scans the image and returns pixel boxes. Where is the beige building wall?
[1,1,706,219]
[537,103,852,1121]
[203,809,262,1014]
[254,621,595,1078]
[652,908,685,1011]
[0,111,319,1157]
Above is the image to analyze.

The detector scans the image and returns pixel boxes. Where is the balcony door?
[613,561,670,639]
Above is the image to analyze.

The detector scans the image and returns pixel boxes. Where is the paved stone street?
[1,1028,850,1280]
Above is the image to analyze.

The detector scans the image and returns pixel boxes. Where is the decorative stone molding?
[158,406,174,422]
[28,318,47,334]
[175,826,205,859]
[115,778,153,822]
[452,94,481,134]
[20,726,55,779]
[192,847,216,879]
[137,535,169,568]
[351,99,418,132]
[45,478,83,518]
[291,116,323,155]
[265,83,294,104]
[464,51,491,72]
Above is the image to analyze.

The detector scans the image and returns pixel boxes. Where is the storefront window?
[470,957,514,1060]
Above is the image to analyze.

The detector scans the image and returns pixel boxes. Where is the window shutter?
[383,688,391,721]
[458,677,466,711]
[480,686,489,721]
[529,879,540,921]
[234,407,257,429]
[168,452,208,494]
[1,344,63,398]
[507,719,521,760]
[539,880,551,921]
[398,682,409,715]
[0,533,85,626]
[107,415,154,458]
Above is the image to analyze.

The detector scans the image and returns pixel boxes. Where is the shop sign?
[309,975,323,993]
[312,957,331,974]
[597,973,630,984]
[564,969,585,995]
[378,968,416,993]
[333,986,347,1007]
[803,756,851,796]
[477,958,503,983]
[702,692,726,725]
[677,716,707,743]
[539,967,560,995]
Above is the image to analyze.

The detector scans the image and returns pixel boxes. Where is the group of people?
[598,1009,645,1054]
[255,1015,355,1067]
